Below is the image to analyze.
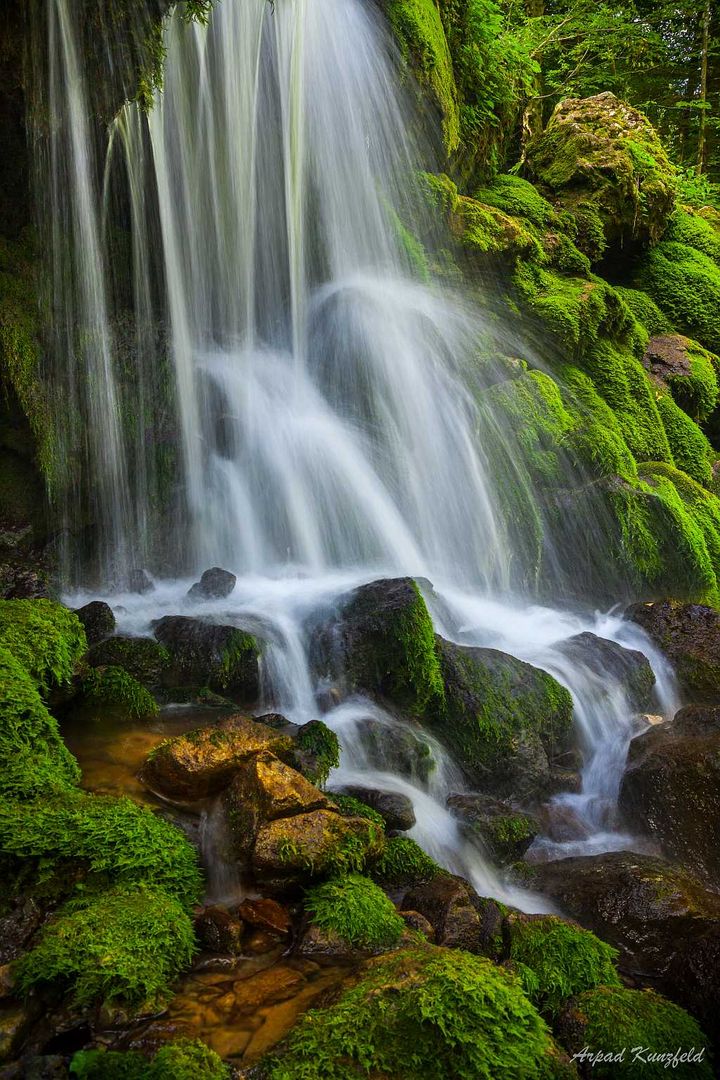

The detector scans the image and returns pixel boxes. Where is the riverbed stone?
[152,615,260,702]
[139,716,294,800]
[86,634,170,686]
[74,600,115,646]
[337,786,416,831]
[619,704,720,884]
[626,599,720,700]
[531,851,720,1028]
[187,566,237,601]
[555,631,655,710]
[402,875,505,958]
[446,793,538,863]
[251,809,384,889]
[193,905,246,954]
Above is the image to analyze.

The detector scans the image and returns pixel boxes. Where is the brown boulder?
[402,875,505,959]
[532,851,720,1028]
[193,905,245,954]
[252,809,384,889]
[619,705,720,884]
[237,898,291,937]
[139,716,293,800]
[626,600,720,701]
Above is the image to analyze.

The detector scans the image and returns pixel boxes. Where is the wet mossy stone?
[152,614,260,702]
[74,600,115,646]
[506,913,621,1016]
[0,598,86,694]
[14,884,196,1009]
[264,945,573,1079]
[304,873,405,950]
[626,599,720,700]
[80,665,159,720]
[555,986,712,1079]
[636,240,720,354]
[446,793,538,864]
[87,634,169,686]
[336,785,415,831]
[71,1039,230,1080]
[526,92,676,258]
[369,835,443,890]
[429,637,574,797]
[642,333,719,423]
[555,633,654,711]
[293,718,340,788]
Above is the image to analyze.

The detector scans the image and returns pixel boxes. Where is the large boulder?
[526,92,676,261]
[619,705,720,884]
[402,875,505,958]
[555,632,655,710]
[532,852,720,1028]
[626,599,720,700]
[139,716,294,801]
[222,750,331,855]
[430,637,574,798]
[251,809,384,890]
[86,634,170,686]
[152,615,260,702]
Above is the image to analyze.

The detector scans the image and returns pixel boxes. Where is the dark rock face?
[626,599,720,701]
[128,568,154,594]
[532,852,720,1028]
[556,631,655,710]
[73,600,115,646]
[402,876,505,958]
[86,634,169,685]
[152,615,260,701]
[337,786,416,831]
[351,717,436,783]
[187,566,237,601]
[446,793,538,864]
[619,706,720,884]
[193,905,245,954]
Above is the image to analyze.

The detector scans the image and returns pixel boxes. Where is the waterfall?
[35,0,680,902]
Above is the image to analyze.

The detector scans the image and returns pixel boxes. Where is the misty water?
[40,0,680,911]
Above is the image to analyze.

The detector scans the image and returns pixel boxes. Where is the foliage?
[82,665,159,719]
[71,1040,229,1080]
[369,836,443,887]
[331,793,386,830]
[0,790,202,907]
[636,240,720,353]
[14,884,196,1007]
[508,916,620,1015]
[561,986,712,1078]
[0,598,87,693]
[304,873,405,949]
[264,945,565,1080]
[87,635,171,685]
[295,719,340,787]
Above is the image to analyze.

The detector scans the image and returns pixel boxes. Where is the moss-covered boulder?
[555,986,712,1079]
[636,241,720,355]
[626,599,720,699]
[87,634,170,686]
[70,1039,230,1080]
[80,665,159,720]
[642,334,719,423]
[369,835,444,890]
[526,93,676,260]
[531,852,720,1029]
[431,637,574,798]
[263,945,574,1079]
[446,793,538,863]
[251,808,385,891]
[505,913,620,1016]
[152,615,260,702]
[619,705,720,885]
[302,873,406,953]
[139,717,294,801]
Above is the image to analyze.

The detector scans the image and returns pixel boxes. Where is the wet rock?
[86,634,169,685]
[353,717,436,783]
[294,923,362,960]
[0,968,14,1002]
[337,786,416,831]
[73,600,115,646]
[0,1003,33,1064]
[531,851,720,1028]
[0,897,44,966]
[402,876,504,958]
[222,751,330,855]
[0,564,50,602]
[626,599,720,700]
[194,905,245,954]
[399,911,435,941]
[432,637,574,799]
[446,793,538,863]
[252,809,384,889]
[128,568,154,594]
[187,566,237,601]
[619,705,720,884]
[152,615,260,702]
[231,965,306,1013]
[555,632,655,710]
[139,716,294,800]
[237,898,292,937]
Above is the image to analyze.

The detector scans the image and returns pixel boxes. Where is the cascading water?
[37,0,681,910]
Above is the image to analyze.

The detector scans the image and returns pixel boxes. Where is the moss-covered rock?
[506,914,621,1016]
[369,835,443,889]
[264,945,572,1079]
[71,1039,229,1080]
[87,634,170,686]
[0,598,86,694]
[626,598,720,699]
[81,665,159,720]
[642,333,719,423]
[636,241,720,354]
[555,986,712,1078]
[526,93,676,259]
[14,884,196,1009]
[304,873,405,950]
[446,793,538,864]
[293,719,340,788]
[152,615,260,702]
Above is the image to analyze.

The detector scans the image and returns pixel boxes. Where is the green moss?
[636,241,720,354]
[385,0,460,153]
[0,235,55,482]
[71,1040,229,1080]
[562,986,712,1078]
[475,175,556,229]
[331,794,386,830]
[656,392,714,486]
[455,196,539,261]
[508,916,620,1016]
[14,884,196,1008]
[295,720,340,788]
[614,288,672,335]
[667,207,720,264]
[304,873,405,949]
[82,666,159,720]
[0,790,203,908]
[87,635,171,685]
[265,945,566,1080]
[0,646,81,799]
[369,836,443,887]
[0,598,86,693]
